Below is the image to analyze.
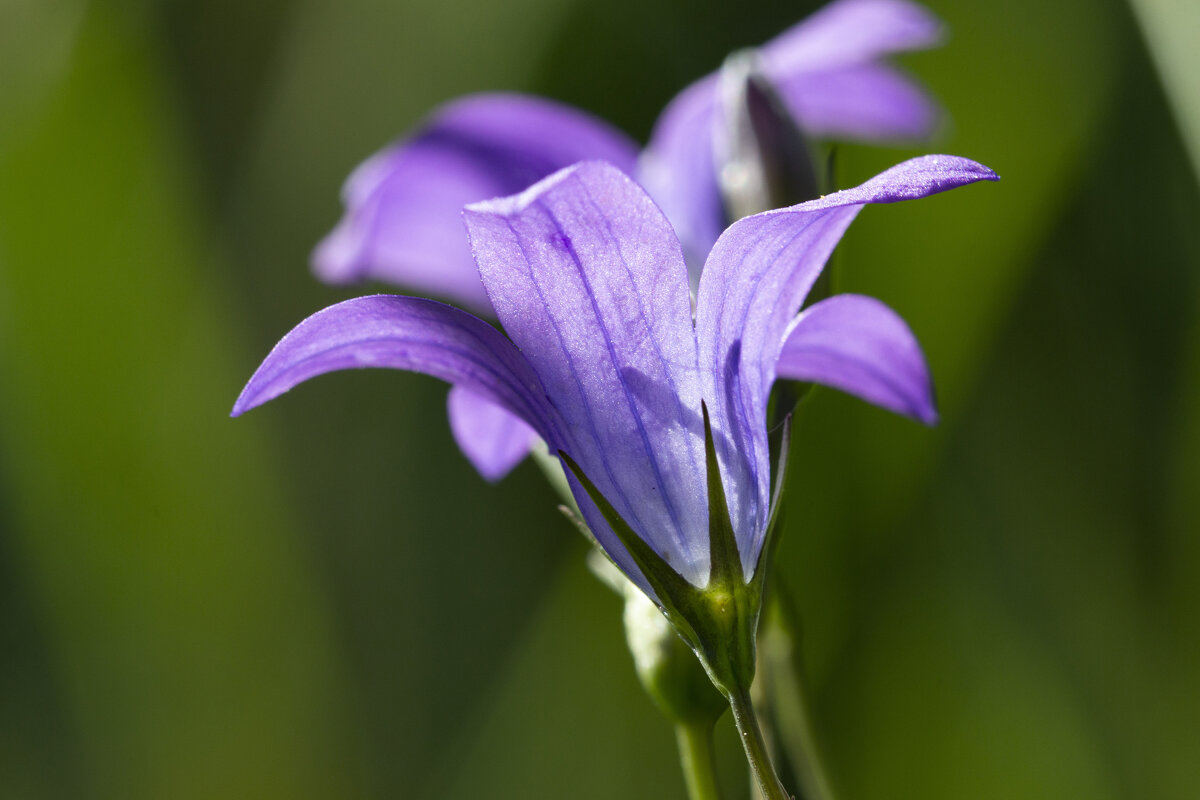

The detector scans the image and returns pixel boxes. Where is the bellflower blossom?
[237,154,994,799]
[235,155,995,604]
[311,0,945,482]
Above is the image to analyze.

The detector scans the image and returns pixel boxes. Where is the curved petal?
[695,155,997,568]
[639,0,945,272]
[778,293,937,424]
[464,161,708,590]
[312,93,641,312]
[231,295,558,448]
[447,385,537,482]
[638,77,726,282]
[761,0,943,75]
[772,62,941,141]
[760,0,943,142]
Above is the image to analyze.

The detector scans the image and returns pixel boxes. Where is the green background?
[1,0,1196,797]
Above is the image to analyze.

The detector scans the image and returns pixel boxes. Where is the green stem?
[675,720,723,800]
[787,673,837,800]
[728,688,792,800]
[759,585,838,800]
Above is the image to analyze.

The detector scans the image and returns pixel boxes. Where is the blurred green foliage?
[0,0,1196,798]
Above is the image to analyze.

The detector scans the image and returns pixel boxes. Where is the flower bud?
[588,551,727,725]
[715,49,820,222]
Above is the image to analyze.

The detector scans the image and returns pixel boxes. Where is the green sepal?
[702,402,744,590]
[558,450,705,647]
[558,401,784,699]
[584,549,728,730]
[749,411,792,600]
[621,583,730,727]
[557,503,601,550]
[695,402,760,693]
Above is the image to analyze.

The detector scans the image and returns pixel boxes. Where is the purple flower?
[641,0,944,268]
[312,0,945,482]
[235,155,996,601]
[313,94,642,312]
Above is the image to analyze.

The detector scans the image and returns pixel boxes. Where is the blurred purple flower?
[312,0,945,481]
[235,156,996,595]
[317,0,942,295]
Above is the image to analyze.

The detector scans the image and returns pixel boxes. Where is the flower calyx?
[561,402,792,700]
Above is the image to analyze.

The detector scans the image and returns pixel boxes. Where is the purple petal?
[760,0,943,142]
[232,295,557,448]
[695,155,997,568]
[777,293,937,424]
[447,385,537,482]
[761,0,943,74]
[772,62,941,142]
[312,93,640,312]
[638,76,726,283]
[638,0,945,270]
[463,161,708,590]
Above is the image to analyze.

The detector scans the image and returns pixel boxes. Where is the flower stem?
[675,720,723,800]
[759,584,838,800]
[727,688,792,800]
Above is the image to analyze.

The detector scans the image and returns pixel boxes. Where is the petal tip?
[229,394,253,419]
[912,376,939,426]
[463,160,630,219]
[311,224,366,286]
[918,404,939,427]
[957,157,1000,183]
[463,163,580,218]
[447,385,536,483]
[230,382,268,418]
[919,154,999,181]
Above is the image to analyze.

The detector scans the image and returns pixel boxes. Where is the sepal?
[623,587,729,725]
[559,401,785,699]
[696,402,760,693]
[749,412,792,600]
[559,449,704,647]
[588,552,728,726]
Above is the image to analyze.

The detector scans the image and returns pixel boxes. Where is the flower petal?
[638,76,726,283]
[772,62,941,141]
[447,385,537,482]
[231,295,557,448]
[464,161,709,588]
[760,0,943,141]
[638,1,944,270]
[312,93,640,312]
[761,0,943,75]
[695,155,997,568]
[778,293,937,424]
